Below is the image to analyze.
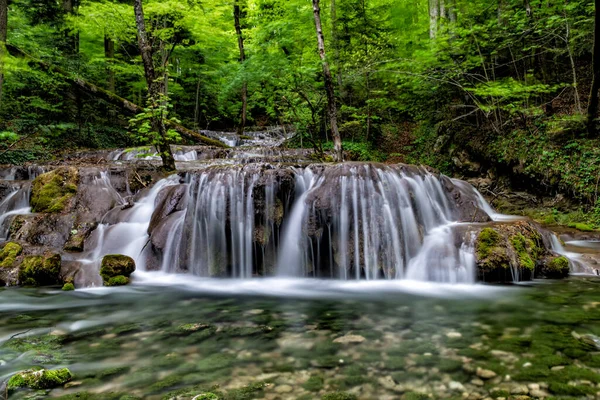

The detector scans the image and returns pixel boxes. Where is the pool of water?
[1,276,600,399]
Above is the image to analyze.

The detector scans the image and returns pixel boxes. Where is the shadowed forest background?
[0,0,599,219]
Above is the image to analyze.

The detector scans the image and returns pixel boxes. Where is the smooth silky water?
[1,277,600,399]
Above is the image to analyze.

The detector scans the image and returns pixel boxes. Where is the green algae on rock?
[7,367,73,390]
[62,282,75,291]
[31,167,79,213]
[540,255,571,278]
[0,241,22,268]
[100,254,136,285]
[18,253,62,286]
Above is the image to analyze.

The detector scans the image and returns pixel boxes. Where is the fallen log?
[6,44,228,148]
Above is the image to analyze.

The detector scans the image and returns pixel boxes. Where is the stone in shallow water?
[476,368,497,379]
[333,334,366,344]
[446,331,462,339]
[7,368,73,390]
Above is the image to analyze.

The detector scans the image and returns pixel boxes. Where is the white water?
[0,186,31,241]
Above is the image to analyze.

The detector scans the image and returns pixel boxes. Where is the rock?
[148,184,188,235]
[449,381,466,391]
[31,167,79,213]
[18,253,62,286]
[551,366,565,371]
[62,282,75,291]
[0,242,22,268]
[471,379,485,386]
[100,254,136,286]
[529,389,548,398]
[333,334,366,344]
[476,368,497,379]
[274,385,293,394]
[538,256,570,279]
[527,384,540,391]
[522,362,532,368]
[510,385,529,395]
[7,368,73,390]
[446,331,462,339]
[192,393,220,400]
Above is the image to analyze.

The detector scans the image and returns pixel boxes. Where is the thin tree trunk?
[104,35,115,93]
[234,0,247,135]
[565,14,582,113]
[63,0,79,54]
[0,0,7,109]
[134,0,175,170]
[429,0,439,38]
[312,0,342,162]
[331,0,343,95]
[587,0,600,135]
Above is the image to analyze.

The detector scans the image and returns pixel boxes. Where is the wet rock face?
[31,167,79,213]
[148,184,188,235]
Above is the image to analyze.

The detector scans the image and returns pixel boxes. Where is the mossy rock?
[62,282,75,291]
[539,256,570,279]
[322,393,358,400]
[100,255,135,285]
[0,241,22,268]
[18,253,62,286]
[31,167,79,213]
[7,367,73,391]
[476,228,510,272]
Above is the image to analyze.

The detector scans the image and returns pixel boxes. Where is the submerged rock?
[538,255,570,279]
[100,254,136,286]
[7,367,73,391]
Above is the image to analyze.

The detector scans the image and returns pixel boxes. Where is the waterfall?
[0,185,31,241]
[152,164,483,282]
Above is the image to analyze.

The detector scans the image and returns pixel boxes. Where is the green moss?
[476,228,510,270]
[567,222,595,232]
[225,382,267,400]
[100,254,135,285]
[31,167,79,213]
[544,256,570,278]
[303,375,325,392]
[62,282,75,291]
[193,394,220,400]
[0,242,22,268]
[548,382,597,396]
[511,233,535,270]
[404,393,430,400]
[18,253,62,286]
[107,275,130,286]
[490,390,510,398]
[321,392,358,400]
[7,367,73,390]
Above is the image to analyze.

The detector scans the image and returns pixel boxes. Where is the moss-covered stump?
[100,254,136,286]
[18,253,62,286]
[538,255,571,279]
[0,241,22,268]
[31,167,79,213]
[475,221,547,282]
[7,367,73,391]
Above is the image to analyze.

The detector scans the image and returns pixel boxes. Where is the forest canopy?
[0,0,598,200]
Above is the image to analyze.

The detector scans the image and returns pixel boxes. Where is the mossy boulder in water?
[7,367,73,390]
[31,167,79,213]
[539,255,570,278]
[18,253,62,286]
[100,254,135,286]
[475,221,548,282]
[0,241,22,268]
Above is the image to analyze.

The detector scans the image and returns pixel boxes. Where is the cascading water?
[0,184,31,241]
[149,163,486,283]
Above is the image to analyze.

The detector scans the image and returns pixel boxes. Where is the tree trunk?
[133,0,175,171]
[234,0,247,135]
[429,0,439,38]
[587,0,600,135]
[312,0,342,162]
[62,0,79,54]
[331,0,343,95]
[104,35,115,93]
[0,0,7,109]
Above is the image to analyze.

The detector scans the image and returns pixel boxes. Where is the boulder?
[0,241,22,268]
[100,254,136,286]
[148,184,188,235]
[18,253,62,286]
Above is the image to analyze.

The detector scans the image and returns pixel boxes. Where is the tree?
[312,0,342,162]
[133,0,176,171]
[0,0,7,108]
[588,0,600,135]
[234,0,247,135]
